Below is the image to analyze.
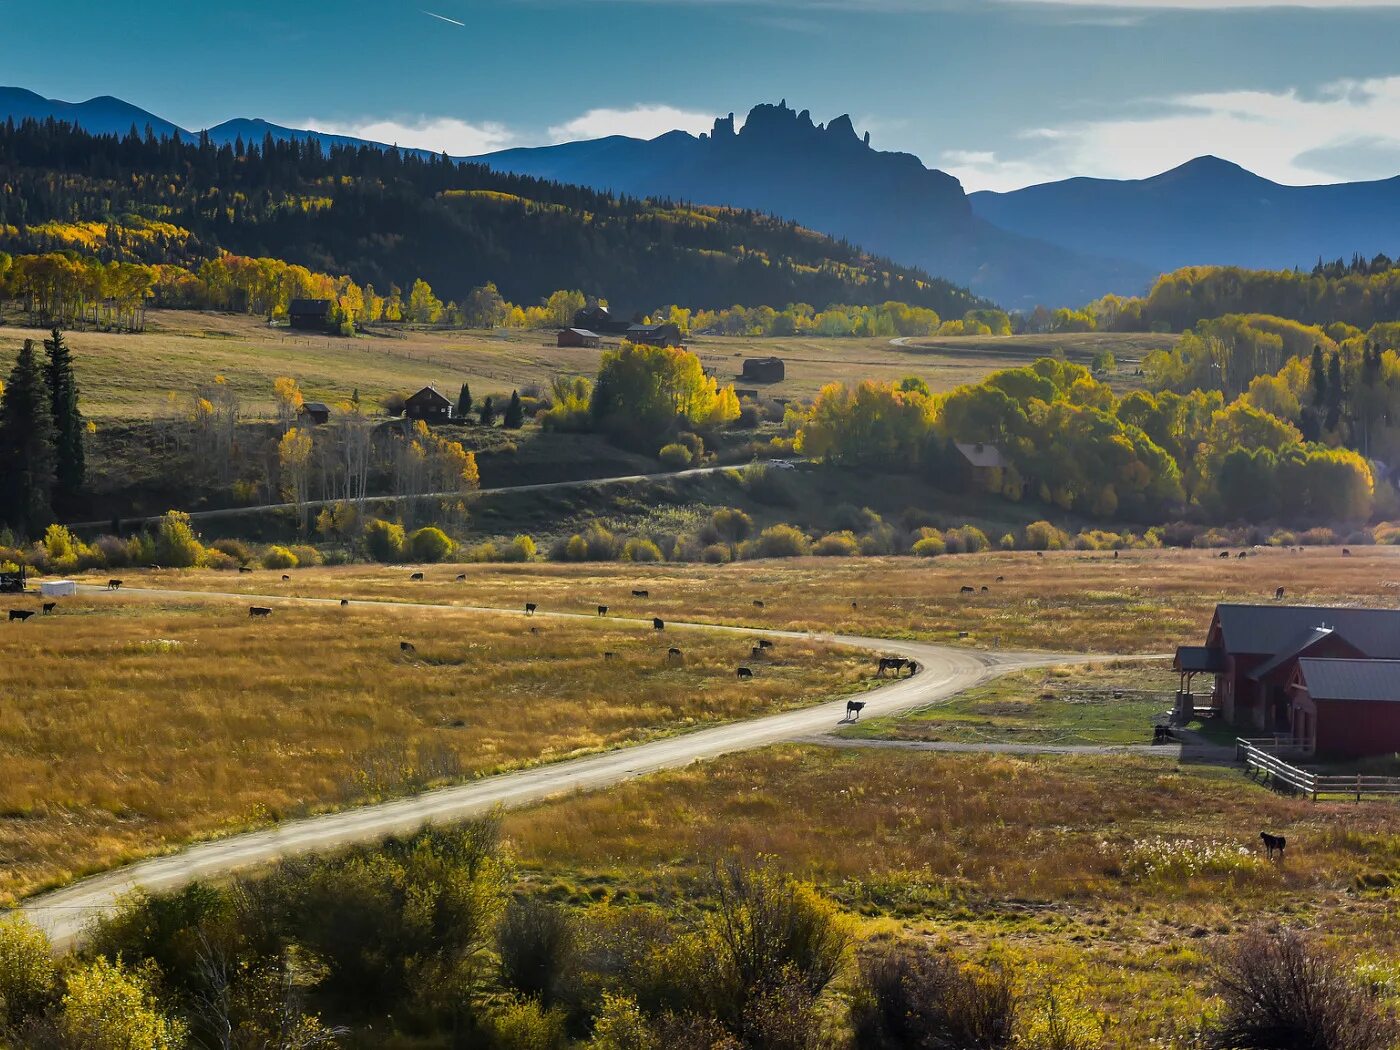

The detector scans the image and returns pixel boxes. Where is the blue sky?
[7,0,1400,190]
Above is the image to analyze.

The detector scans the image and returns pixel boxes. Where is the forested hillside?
[0,119,984,316]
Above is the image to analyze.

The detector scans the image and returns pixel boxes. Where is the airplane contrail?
[422,9,466,26]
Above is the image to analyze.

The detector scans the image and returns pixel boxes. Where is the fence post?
[1357,774,1362,803]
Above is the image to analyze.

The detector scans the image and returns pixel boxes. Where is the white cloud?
[547,104,716,143]
[942,75,1400,191]
[301,116,518,156]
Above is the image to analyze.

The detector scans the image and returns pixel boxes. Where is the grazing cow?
[1153,724,1172,745]
[603,651,616,660]
[1218,551,1230,559]
[667,647,684,667]
[525,603,537,616]
[960,585,975,595]
[238,566,253,574]
[1237,551,1248,559]
[248,606,272,618]
[400,641,416,653]
[737,667,753,679]
[653,618,665,631]
[958,631,970,639]
[632,589,650,598]
[1036,551,1043,558]
[846,700,866,720]
[877,657,908,678]
[1342,548,1353,557]
[340,599,350,606]
[1275,587,1285,600]
[995,576,1004,583]
[410,571,425,581]
[753,600,765,609]
[1113,550,1120,559]
[456,573,467,582]
[758,639,774,650]
[530,627,541,636]
[107,579,123,590]
[597,605,608,616]
[281,575,290,582]
[1260,832,1287,861]
[9,609,34,622]
[42,602,56,613]
[851,601,858,610]
[980,586,989,592]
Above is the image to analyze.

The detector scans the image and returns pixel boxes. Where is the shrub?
[1299,526,1338,547]
[501,534,538,563]
[950,526,990,553]
[583,524,621,561]
[1344,528,1376,546]
[813,531,859,556]
[94,534,129,567]
[701,543,731,564]
[588,993,659,1050]
[1024,520,1069,551]
[211,538,253,565]
[999,532,1017,551]
[1020,984,1103,1050]
[380,390,408,416]
[1206,928,1396,1050]
[659,443,694,469]
[408,527,454,563]
[1268,529,1299,547]
[288,543,323,567]
[154,510,207,568]
[467,540,500,562]
[486,996,569,1050]
[624,538,664,563]
[859,523,897,556]
[749,524,811,559]
[498,898,576,1007]
[262,545,299,570]
[59,956,187,1049]
[911,535,946,557]
[740,463,798,507]
[737,403,762,429]
[0,915,57,1026]
[364,518,406,562]
[1375,522,1400,546]
[850,946,1017,1050]
[201,549,238,571]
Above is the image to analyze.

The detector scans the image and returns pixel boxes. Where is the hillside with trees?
[0,118,985,319]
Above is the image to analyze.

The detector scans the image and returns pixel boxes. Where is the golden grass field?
[0,310,1173,419]
[0,592,871,906]
[504,743,1400,1047]
[115,544,1400,654]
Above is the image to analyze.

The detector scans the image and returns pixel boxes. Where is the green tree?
[456,382,473,419]
[0,340,56,536]
[480,396,497,426]
[407,278,444,325]
[43,327,84,514]
[710,507,753,559]
[59,956,187,1049]
[503,390,525,429]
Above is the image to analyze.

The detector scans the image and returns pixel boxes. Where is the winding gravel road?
[17,584,1084,948]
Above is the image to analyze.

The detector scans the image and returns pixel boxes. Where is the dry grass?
[129,544,1400,653]
[503,744,1400,1047]
[0,593,870,905]
[0,310,1171,419]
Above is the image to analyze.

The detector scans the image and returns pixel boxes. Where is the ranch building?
[288,298,332,331]
[558,327,602,349]
[573,304,633,335]
[741,357,786,383]
[1175,603,1400,757]
[627,322,684,348]
[299,401,331,426]
[404,386,454,424]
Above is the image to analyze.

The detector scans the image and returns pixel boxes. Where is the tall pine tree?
[44,327,85,513]
[503,390,524,429]
[456,382,473,420]
[0,340,57,537]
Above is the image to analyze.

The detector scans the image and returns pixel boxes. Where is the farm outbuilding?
[741,357,786,383]
[288,299,332,331]
[40,580,77,597]
[300,402,331,425]
[627,322,684,348]
[404,386,454,424]
[1176,603,1400,757]
[573,304,633,335]
[558,328,602,349]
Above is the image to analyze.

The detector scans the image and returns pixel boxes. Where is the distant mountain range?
[5,86,1399,307]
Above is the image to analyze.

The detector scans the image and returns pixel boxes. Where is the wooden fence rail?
[1236,738,1400,801]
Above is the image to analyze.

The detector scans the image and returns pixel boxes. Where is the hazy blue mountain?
[970,157,1400,275]
[0,86,190,140]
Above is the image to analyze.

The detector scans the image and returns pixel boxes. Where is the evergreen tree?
[1309,345,1327,408]
[479,396,496,427]
[0,340,57,536]
[44,327,85,512]
[456,382,473,419]
[1325,349,1344,432]
[503,390,524,429]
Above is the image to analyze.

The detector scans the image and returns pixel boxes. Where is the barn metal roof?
[1247,626,1337,682]
[1297,658,1400,703]
[954,442,1005,469]
[1214,604,1400,659]
[1174,646,1227,673]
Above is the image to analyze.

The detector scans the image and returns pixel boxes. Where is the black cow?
[9,609,34,622]
[753,600,765,609]
[633,589,650,598]
[980,586,989,592]
[340,599,350,606]
[238,566,253,574]
[1260,832,1287,861]
[737,667,753,679]
[42,602,56,613]
[995,576,1005,582]
[597,605,608,616]
[758,639,774,650]
[249,606,272,618]
[281,574,290,582]
[1218,551,1230,559]
[846,700,866,720]
[410,571,425,580]
[107,579,123,590]
[525,603,537,616]
[603,651,616,660]
[960,586,975,595]
[877,657,908,678]
[400,641,416,653]
[653,618,665,630]
[1275,587,1285,600]
[1342,548,1353,557]
[456,573,467,582]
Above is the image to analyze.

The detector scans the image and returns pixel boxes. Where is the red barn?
[1289,658,1400,758]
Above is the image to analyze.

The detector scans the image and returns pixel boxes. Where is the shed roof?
[1214,604,1400,659]
[301,401,331,413]
[565,328,600,338]
[1296,658,1400,703]
[953,442,1005,469]
[1248,626,1338,682]
[406,386,451,405]
[1174,646,1227,673]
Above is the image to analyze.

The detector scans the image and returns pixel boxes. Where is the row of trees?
[0,329,85,536]
[792,358,1375,524]
[679,302,1012,339]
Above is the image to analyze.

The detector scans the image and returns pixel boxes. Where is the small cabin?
[288,299,332,331]
[404,386,453,424]
[559,328,602,349]
[300,402,331,426]
[627,322,683,348]
[742,357,785,383]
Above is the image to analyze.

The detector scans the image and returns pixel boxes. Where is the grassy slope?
[0,310,1171,419]
[0,593,872,905]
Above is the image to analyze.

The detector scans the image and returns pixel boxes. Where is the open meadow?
[0,310,1170,419]
[503,742,1400,1047]
[0,591,872,905]
[113,544,1400,653]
